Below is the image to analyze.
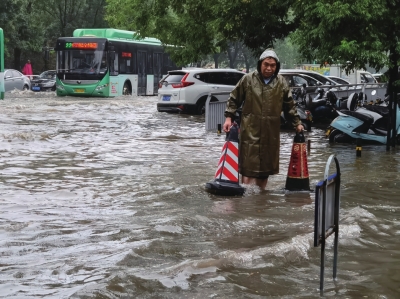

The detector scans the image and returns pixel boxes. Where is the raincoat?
[22,62,33,77]
[224,53,301,178]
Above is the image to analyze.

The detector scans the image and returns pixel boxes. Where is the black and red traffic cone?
[205,122,245,196]
[285,131,310,191]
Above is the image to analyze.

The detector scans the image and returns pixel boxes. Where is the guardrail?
[205,91,230,131]
[205,83,388,132]
[303,83,387,102]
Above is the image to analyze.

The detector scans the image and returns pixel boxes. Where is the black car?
[31,70,56,92]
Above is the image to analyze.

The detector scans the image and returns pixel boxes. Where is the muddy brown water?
[0,91,399,298]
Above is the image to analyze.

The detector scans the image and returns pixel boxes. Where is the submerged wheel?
[196,96,217,115]
[329,129,353,143]
[123,82,132,95]
[23,85,29,91]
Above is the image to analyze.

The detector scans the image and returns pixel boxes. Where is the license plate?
[32,86,40,91]
[74,88,85,93]
[162,95,171,101]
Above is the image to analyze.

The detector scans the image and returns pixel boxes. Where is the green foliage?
[291,0,394,73]
[0,0,109,70]
[105,0,296,65]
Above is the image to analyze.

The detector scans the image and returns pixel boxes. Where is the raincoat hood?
[257,49,281,77]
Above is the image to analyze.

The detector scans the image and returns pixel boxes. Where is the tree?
[0,0,45,70]
[291,0,400,146]
[105,0,296,65]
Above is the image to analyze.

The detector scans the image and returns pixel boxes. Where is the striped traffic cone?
[285,131,310,191]
[205,122,245,196]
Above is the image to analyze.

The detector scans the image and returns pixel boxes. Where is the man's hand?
[223,117,232,132]
[295,124,304,132]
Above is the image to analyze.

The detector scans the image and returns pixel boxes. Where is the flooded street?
[0,91,399,298]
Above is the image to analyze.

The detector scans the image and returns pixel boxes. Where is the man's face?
[260,57,277,79]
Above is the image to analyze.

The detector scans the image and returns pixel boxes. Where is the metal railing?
[304,83,387,102]
[205,91,230,131]
[205,83,388,131]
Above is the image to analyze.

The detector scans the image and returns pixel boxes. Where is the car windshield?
[39,71,56,79]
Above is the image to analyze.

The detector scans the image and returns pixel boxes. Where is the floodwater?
[0,91,399,299]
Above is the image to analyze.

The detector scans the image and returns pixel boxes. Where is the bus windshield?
[57,48,107,80]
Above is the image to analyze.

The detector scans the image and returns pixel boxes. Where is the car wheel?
[123,82,132,95]
[196,99,206,115]
[328,129,352,143]
[23,85,29,91]
[196,96,218,115]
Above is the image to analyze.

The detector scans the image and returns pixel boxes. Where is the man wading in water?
[223,49,303,190]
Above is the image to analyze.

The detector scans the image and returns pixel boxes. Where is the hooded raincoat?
[224,50,301,178]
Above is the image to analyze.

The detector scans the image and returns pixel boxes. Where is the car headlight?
[42,82,55,87]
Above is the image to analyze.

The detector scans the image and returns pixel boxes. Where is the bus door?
[138,51,147,95]
[154,53,163,94]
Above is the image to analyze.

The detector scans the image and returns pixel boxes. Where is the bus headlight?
[95,83,109,91]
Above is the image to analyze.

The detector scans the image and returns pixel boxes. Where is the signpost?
[0,28,4,100]
[314,154,341,293]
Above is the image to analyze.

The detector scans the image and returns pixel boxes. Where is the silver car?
[4,69,31,92]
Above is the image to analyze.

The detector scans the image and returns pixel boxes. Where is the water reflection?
[0,92,399,298]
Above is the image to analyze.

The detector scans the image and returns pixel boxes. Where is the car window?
[329,77,348,84]
[304,76,320,86]
[5,70,12,78]
[304,72,332,85]
[362,73,376,83]
[12,70,22,78]
[194,72,208,83]
[293,75,308,86]
[163,73,186,83]
[207,72,225,85]
[281,74,293,86]
[229,72,245,85]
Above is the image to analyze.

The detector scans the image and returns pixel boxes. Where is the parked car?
[372,73,386,83]
[30,70,56,92]
[280,71,325,93]
[326,76,351,85]
[157,68,245,115]
[4,69,31,92]
[280,69,338,86]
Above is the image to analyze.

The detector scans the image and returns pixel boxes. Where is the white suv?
[157,68,245,115]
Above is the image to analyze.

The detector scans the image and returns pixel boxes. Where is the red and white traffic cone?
[285,131,310,191]
[205,122,245,196]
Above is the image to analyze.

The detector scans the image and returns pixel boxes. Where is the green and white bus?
[54,28,179,97]
[0,28,4,100]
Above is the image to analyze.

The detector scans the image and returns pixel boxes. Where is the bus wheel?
[123,82,132,95]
